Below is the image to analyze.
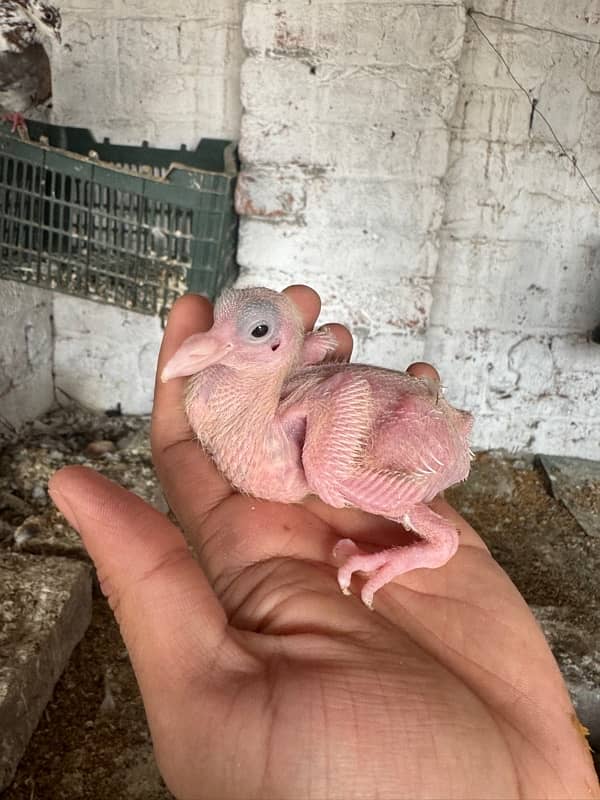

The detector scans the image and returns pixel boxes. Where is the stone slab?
[0,553,92,791]
[0,408,162,562]
[538,455,600,538]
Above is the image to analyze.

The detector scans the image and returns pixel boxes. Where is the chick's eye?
[251,324,270,338]
[43,10,55,22]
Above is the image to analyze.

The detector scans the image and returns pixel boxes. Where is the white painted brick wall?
[3,0,599,458]
[238,0,600,458]
[237,0,466,410]
[429,1,600,457]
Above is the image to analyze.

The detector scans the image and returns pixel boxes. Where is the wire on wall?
[467,8,600,207]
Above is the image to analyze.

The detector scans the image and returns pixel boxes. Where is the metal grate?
[0,121,239,318]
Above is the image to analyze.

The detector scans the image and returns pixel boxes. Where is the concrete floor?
[0,407,598,798]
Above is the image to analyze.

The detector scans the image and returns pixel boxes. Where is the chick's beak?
[161,332,233,382]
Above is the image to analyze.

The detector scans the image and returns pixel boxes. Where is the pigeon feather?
[0,1,61,132]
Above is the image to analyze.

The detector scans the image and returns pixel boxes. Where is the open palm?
[49,287,598,800]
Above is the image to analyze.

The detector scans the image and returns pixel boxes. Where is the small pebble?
[31,484,47,501]
[31,420,53,433]
[0,491,33,515]
[0,519,14,543]
[85,440,116,458]
[99,673,117,715]
[14,517,42,547]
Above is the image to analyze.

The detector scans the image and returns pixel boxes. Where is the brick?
[473,412,600,458]
[238,218,440,279]
[119,71,189,115]
[423,324,492,413]
[461,10,594,150]
[241,57,461,126]
[236,265,433,340]
[246,0,463,7]
[551,334,600,372]
[451,86,532,146]
[307,175,444,235]
[243,2,465,67]
[240,116,451,179]
[117,19,180,63]
[236,171,306,220]
[424,324,599,458]
[460,24,557,92]
[64,0,240,22]
[431,237,600,334]
[355,331,427,372]
[237,172,445,239]
[0,553,92,791]
[469,0,600,38]
[59,17,112,53]
[441,140,600,239]
[179,20,234,66]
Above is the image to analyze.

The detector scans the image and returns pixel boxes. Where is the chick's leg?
[335,503,458,610]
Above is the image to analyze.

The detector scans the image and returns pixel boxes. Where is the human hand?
[49,286,599,800]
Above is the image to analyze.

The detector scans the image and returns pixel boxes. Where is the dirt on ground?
[0,406,173,800]
[0,407,598,798]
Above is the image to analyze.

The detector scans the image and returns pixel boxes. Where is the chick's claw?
[333,538,361,596]
[336,544,392,609]
[334,506,460,609]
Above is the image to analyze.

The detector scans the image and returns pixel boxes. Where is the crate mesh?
[0,123,238,317]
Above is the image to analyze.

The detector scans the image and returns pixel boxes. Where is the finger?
[47,467,234,696]
[282,285,353,360]
[151,294,233,532]
[153,293,214,445]
[282,284,321,330]
[319,323,353,361]
[406,361,440,383]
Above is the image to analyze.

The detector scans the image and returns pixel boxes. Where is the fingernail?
[48,486,81,533]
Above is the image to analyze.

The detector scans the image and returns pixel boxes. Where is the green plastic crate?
[0,120,239,319]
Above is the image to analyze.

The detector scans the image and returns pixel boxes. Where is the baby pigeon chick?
[162,287,473,608]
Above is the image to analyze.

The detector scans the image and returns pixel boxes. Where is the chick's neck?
[186,361,291,442]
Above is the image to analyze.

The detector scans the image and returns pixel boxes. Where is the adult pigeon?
[162,287,474,609]
[0,1,62,134]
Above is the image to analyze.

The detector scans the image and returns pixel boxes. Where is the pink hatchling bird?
[162,287,473,608]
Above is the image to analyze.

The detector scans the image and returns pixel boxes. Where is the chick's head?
[161,288,305,382]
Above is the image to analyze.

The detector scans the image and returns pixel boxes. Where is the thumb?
[48,466,229,698]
